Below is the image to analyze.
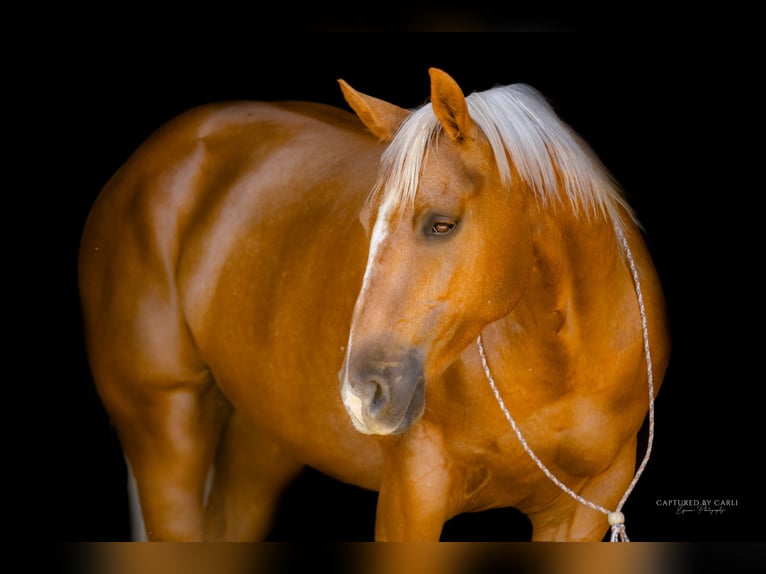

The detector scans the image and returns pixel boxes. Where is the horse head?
[338,69,534,435]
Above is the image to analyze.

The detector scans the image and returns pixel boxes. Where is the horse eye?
[431,220,457,235]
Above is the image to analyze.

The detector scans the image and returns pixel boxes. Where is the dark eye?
[430,219,457,236]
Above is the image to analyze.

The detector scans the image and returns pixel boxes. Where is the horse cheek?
[481,218,534,322]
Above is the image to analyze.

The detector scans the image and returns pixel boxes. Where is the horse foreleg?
[526,437,638,542]
[374,424,454,541]
[203,412,304,541]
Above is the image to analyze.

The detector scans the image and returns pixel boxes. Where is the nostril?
[369,380,388,413]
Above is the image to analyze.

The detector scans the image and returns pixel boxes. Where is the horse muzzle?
[339,344,426,435]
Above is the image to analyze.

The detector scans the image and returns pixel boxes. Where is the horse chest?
[441,389,629,514]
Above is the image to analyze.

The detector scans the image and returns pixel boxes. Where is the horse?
[78,68,670,541]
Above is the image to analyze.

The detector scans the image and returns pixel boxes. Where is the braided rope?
[478,225,655,542]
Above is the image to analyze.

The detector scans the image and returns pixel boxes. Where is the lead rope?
[477,224,655,542]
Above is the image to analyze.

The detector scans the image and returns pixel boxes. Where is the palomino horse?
[79,68,670,541]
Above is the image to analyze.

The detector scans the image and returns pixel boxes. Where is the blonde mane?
[372,83,637,232]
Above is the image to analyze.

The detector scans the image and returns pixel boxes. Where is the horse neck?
[533,203,626,309]
[489,202,635,396]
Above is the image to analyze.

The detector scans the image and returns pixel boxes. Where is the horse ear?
[338,79,410,142]
[429,67,472,142]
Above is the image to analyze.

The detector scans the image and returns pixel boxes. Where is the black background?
[6,21,762,547]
